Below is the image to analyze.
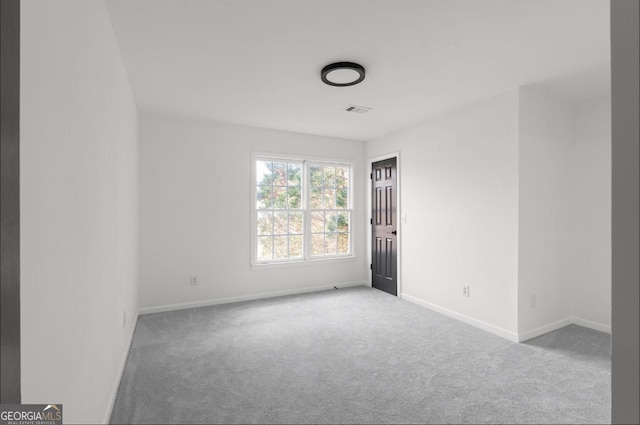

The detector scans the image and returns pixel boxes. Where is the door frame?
[367,151,402,297]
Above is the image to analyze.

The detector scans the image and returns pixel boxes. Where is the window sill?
[251,255,358,270]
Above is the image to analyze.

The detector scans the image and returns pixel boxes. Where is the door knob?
[391,230,397,235]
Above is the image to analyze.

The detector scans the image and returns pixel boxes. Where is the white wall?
[517,89,611,337]
[20,1,138,423]
[366,91,521,339]
[517,88,575,336]
[366,88,611,342]
[138,113,367,311]
[570,97,611,331]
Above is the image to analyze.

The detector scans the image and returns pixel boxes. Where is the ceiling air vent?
[344,105,372,114]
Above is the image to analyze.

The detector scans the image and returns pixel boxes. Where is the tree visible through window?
[256,160,303,261]
[310,164,350,256]
[254,157,352,264]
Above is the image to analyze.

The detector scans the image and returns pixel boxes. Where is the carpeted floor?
[110,286,610,424]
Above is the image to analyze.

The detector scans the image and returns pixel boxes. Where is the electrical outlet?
[190,275,198,286]
[462,286,470,297]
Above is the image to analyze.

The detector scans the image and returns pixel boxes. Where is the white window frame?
[251,152,355,268]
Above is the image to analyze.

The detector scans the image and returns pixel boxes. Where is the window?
[309,164,351,256]
[253,155,353,265]
[256,160,304,261]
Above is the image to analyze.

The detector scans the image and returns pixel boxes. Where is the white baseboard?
[515,317,610,343]
[139,281,367,315]
[571,316,611,334]
[104,310,139,424]
[400,292,520,342]
[517,317,573,342]
[518,316,611,342]
[400,292,612,343]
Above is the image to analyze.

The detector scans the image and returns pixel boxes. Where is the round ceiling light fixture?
[321,62,365,87]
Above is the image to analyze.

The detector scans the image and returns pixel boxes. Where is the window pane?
[289,235,303,258]
[273,212,288,235]
[310,166,323,187]
[337,233,350,254]
[257,211,273,235]
[311,234,324,256]
[310,187,323,209]
[336,189,348,209]
[257,186,272,209]
[257,236,273,261]
[337,212,349,232]
[323,188,336,209]
[273,162,287,186]
[311,212,324,233]
[289,212,303,234]
[323,167,336,187]
[325,232,338,255]
[273,236,288,259]
[288,163,301,186]
[325,212,338,232]
[256,161,273,185]
[272,186,287,209]
[336,166,349,188]
[288,186,301,209]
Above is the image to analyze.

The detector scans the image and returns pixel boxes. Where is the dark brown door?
[1,0,22,403]
[371,157,397,296]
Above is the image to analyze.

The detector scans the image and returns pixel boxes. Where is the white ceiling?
[105,0,610,141]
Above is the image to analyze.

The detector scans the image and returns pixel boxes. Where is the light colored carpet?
[110,286,610,424]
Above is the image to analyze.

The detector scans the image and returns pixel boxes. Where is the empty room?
[1,0,638,424]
